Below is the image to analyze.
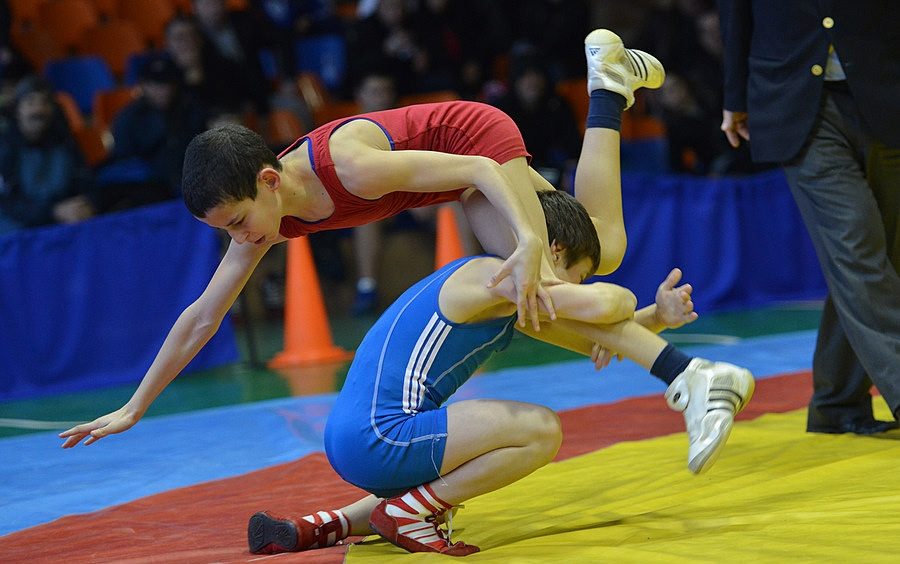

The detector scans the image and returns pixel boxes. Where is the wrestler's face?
[198,174,283,245]
[551,243,593,284]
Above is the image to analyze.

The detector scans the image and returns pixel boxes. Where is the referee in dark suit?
[718,1,900,434]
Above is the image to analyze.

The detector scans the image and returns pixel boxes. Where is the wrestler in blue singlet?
[324,256,516,498]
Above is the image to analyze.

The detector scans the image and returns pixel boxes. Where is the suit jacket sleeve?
[718,0,753,112]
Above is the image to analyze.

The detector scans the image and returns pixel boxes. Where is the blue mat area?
[0,331,815,536]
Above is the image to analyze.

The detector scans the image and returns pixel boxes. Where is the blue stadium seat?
[294,34,346,92]
[124,51,159,86]
[258,48,279,81]
[44,55,116,115]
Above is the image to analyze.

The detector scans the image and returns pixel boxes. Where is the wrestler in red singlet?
[277,101,531,238]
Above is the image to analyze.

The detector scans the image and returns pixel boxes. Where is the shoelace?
[428,504,465,545]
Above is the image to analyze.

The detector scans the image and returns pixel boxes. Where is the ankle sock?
[300,509,349,547]
[586,89,627,130]
[650,344,693,385]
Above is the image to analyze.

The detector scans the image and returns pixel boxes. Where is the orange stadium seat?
[90,0,119,21]
[79,20,147,77]
[620,92,666,141]
[72,125,110,166]
[555,78,588,136]
[295,72,333,125]
[334,1,358,22]
[8,0,45,30]
[92,87,138,131]
[53,91,110,166]
[117,0,177,48]
[265,109,307,150]
[55,91,87,132]
[11,25,62,71]
[38,0,99,52]
[169,0,190,13]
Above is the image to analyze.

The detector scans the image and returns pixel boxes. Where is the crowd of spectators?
[1,0,765,312]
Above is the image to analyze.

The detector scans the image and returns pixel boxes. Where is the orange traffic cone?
[434,204,466,270]
[269,237,353,368]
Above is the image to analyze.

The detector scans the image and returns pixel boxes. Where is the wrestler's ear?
[257,167,280,192]
[549,239,565,266]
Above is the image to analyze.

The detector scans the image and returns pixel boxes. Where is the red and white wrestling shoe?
[369,485,479,557]
[247,509,349,554]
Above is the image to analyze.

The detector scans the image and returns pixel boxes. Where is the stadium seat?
[44,55,116,115]
[294,34,346,93]
[72,125,110,166]
[169,0,190,13]
[8,0,46,30]
[118,0,177,48]
[79,20,147,77]
[294,71,358,124]
[265,109,307,150]
[555,78,588,136]
[90,0,119,21]
[92,87,138,131]
[11,25,63,71]
[620,92,666,141]
[295,72,333,125]
[257,48,279,82]
[38,0,99,52]
[55,91,87,132]
[53,91,109,166]
[123,51,158,86]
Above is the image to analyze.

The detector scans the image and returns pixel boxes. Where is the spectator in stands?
[165,15,236,114]
[344,0,427,96]
[252,0,342,76]
[633,0,760,175]
[191,0,274,115]
[409,0,510,99]
[0,76,95,234]
[495,52,581,189]
[93,55,208,211]
[0,0,30,129]
[503,0,590,81]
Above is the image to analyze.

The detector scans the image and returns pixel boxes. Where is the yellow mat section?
[347,399,900,562]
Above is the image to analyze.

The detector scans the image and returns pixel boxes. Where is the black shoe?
[248,511,299,554]
[807,419,899,435]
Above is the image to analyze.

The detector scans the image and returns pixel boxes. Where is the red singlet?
[278,101,530,238]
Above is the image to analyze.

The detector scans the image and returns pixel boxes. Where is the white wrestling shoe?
[584,29,665,107]
[665,358,755,474]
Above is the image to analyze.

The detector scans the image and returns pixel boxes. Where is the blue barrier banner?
[602,169,827,311]
[0,200,239,401]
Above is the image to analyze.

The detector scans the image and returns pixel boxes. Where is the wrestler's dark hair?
[538,189,601,275]
[182,124,282,217]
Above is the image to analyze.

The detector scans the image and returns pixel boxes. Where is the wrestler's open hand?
[655,268,698,329]
[488,237,558,330]
[59,405,140,448]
